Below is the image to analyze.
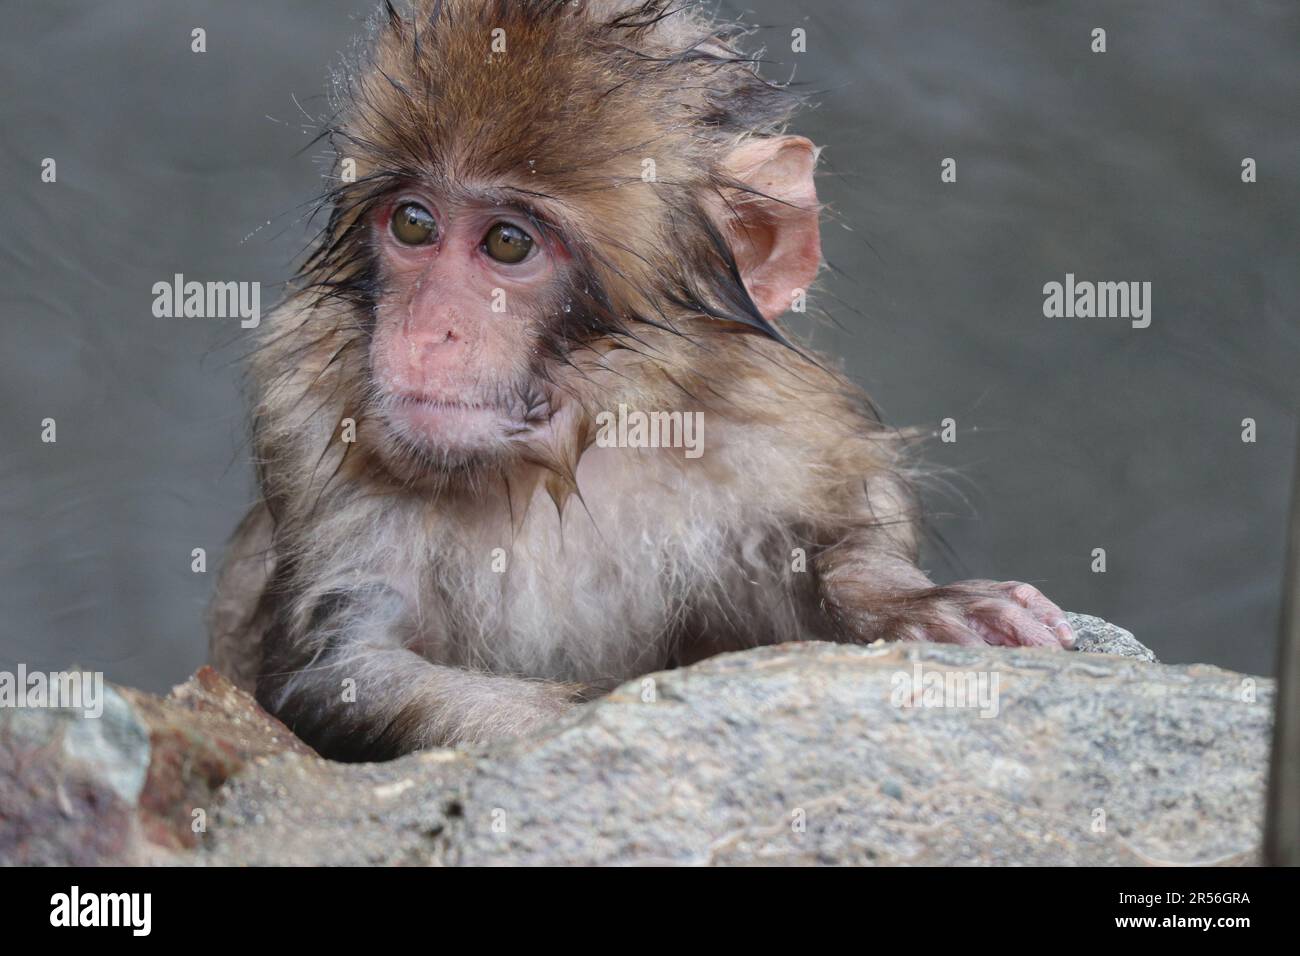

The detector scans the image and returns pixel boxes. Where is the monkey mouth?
[393,394,494,412]
[379,389,554,454]
[386,394,510,439]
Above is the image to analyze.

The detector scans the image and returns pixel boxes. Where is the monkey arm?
[207,503,276,694]
[255,586,577,760]
[813,474,1075,649]
[816,535,1074,649]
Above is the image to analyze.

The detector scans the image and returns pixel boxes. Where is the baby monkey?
[210,0,1074,761]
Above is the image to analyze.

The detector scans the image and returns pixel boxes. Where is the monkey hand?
[415,675,586,750]
[887,580,1075,649]
[909,574,1071,650]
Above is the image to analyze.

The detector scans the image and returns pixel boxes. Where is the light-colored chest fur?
[368,440,822,687]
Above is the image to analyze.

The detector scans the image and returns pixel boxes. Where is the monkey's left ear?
[720,136,821,322]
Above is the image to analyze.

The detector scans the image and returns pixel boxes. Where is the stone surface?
[0,616,1272,866]
[0,686,149,865]
[1069,612,1158,662]
[0,666,311,864]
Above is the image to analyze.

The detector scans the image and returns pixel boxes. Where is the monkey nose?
[405,327,459,363]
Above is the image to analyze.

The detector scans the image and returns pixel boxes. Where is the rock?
[0,666,311,864]
[1067,612,1158,662]
[0,686,150,866]
[0,616,1269,866]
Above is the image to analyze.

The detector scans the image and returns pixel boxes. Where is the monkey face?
[366,189,568,473]
[275,0,823,492]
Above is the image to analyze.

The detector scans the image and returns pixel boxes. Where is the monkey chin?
[373,395,543,489]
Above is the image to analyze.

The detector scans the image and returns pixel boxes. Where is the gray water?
[1,0,1297,692]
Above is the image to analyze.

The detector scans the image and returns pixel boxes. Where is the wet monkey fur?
[209,0,1074,761]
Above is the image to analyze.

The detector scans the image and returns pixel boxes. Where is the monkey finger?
[965,598,1063,649]
[998,581,1075,648]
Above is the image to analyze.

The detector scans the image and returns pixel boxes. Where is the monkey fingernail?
[1055,621,1076,648]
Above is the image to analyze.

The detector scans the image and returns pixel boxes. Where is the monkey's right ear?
[720,136,822,322]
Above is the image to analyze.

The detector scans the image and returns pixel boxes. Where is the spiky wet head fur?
[310,0,799,336]
[252,0,900,527]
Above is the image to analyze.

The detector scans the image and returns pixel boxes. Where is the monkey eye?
[391,202,438,245]
[482,222,534,264]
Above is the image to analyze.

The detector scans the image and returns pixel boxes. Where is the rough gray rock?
[0,687,151,865]
[201,626,1266,866]
[0,667,313,864]
[1,615,1270,866]
[1068,612,1158,662]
